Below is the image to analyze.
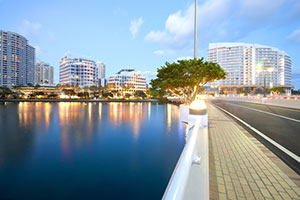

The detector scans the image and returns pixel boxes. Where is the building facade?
[207,43,292,93]
[59,56,98,87]
[108,69,146,95]
[98,78,107,87]
[97,61,105,78]
[0,30,35,86]
[36,61,54,85]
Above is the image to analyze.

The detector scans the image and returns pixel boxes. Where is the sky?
[1,0,300,88]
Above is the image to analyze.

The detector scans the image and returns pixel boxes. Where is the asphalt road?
[209,99,300,174]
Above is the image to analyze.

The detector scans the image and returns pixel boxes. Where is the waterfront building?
[108,69,146,96]
[97,61,105,78]
[0,30,35,86]
[98,77,107,87]
[207,43,292,94]
[59,56,98,87]
[36,61,54,85]
[97,61,106,87]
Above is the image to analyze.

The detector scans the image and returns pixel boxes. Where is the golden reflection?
[148,102,151,118]
[167,104,172,131]
[44,103,51,129]
[18,102,53,131]
[88,103,92,121]
[166,104,180,133]
[108,102,147,140]
[18,102,34,126]
[98,103,102,120]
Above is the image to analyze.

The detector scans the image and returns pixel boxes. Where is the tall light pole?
[194,0,197,58]
[263,67,266,98]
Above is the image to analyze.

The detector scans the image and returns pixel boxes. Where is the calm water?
[0,102,185,200]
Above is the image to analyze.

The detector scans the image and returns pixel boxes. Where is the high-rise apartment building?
[36,61,54,85]
[0,31,35,86]
[97,61,107,87]
[208,43,292,93]
[97,61,105,78]
[59,56,98,86]
[108,69,146,95]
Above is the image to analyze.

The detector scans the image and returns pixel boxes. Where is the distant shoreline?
[0,99,159,103]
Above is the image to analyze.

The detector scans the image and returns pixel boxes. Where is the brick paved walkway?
[208,103,300,200]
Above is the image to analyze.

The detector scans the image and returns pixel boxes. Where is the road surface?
[209,99,300,174]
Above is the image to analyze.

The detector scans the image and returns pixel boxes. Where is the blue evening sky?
[1,0,300,88]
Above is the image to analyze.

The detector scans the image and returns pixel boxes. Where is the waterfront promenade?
[208,103,300,200]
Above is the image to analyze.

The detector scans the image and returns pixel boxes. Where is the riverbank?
[0,99,159,103]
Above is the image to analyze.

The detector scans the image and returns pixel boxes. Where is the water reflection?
[165,104,180,133]
[108,102,147,140]
[0,102,185,200]
[18,102,52,130]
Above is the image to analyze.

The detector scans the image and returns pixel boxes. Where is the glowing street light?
[194,0,197,58]
[256,63,275,98]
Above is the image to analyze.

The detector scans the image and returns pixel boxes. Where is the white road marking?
[226,102,300,123]
[214,104,300,164]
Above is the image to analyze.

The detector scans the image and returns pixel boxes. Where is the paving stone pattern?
[208,104,300,200]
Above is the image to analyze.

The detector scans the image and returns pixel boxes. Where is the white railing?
[162,111,208,200]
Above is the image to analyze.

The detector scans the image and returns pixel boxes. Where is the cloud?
[176,56,193,62]
[130,17,144,38]
[237,0,286,21]
[145,0,298,55]
[287,27,300,44]
[18,20,42,39]
[114,7,128,17]
[63,51,92,59]
[153,50,165,55]
[48,31,56,42]
[33,45,41,56]
[292,66,300,75]
[136,70,157,82]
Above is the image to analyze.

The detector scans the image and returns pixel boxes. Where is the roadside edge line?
[226,102,300,123]
[213,104,300,164]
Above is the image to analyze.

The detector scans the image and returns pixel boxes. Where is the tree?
[48,93,58,99]
[255,88,263,94]
[0,87,12,99]
[134,91,146,99]
[78,92,89,99]
[292,89,300,95]
[34,84,41,89]
[62,89,76,97]
[269,87,285,95]
[89,85,99,98]
[125,93,131,99]
[12,85,23,90]
[150,58,226,104]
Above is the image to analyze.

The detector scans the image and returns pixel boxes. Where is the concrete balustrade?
[163,102,209,200]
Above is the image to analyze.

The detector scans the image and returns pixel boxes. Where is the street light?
[194,0,197,58]
[256,63,274,98]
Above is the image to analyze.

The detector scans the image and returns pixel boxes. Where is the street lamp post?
[256,63,274,98]
[194,0,197,58]
[263,68,266,97]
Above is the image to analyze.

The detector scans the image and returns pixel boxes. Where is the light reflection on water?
[0,102,186,200]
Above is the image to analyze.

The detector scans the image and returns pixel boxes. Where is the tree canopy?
[150,58,226,104]
[269,87,285,95]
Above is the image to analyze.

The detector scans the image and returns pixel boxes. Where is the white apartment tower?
[97,61,105,78]
[108,69,147,94]
[59,56,98,87]
[97,61,107,87]
[35,61,54,85]
[0,31,35,86]
[208,43,292,92]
